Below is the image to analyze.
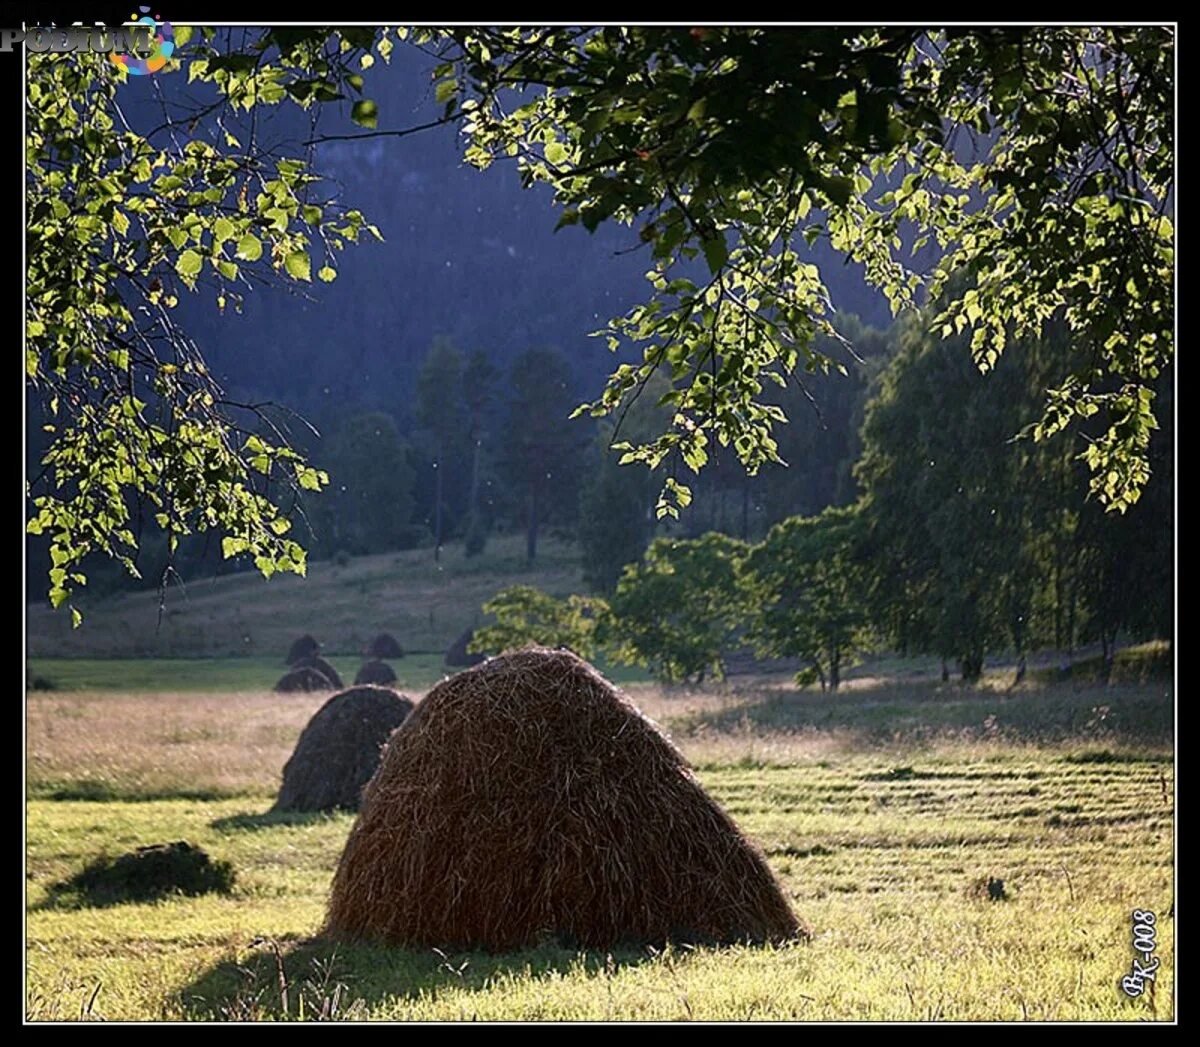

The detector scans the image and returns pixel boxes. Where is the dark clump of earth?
[967,875,1009,902]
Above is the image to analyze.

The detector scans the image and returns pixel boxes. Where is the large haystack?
[286,634,320,666]
[325,647,802,951]
[355,659,398,686]
[291,655,344,689]
[273,686,415,813]
[444,627,485,667]
[365,633,404,659]
[274,666,335,693]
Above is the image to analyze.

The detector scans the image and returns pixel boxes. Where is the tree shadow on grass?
[209,808,348,833]
[34,781,236,803]
[174,934,663,1020]
[672,682,1174,748]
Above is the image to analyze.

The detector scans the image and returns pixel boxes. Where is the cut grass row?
[27,747,1174,1020]
[25,678,1174,1020]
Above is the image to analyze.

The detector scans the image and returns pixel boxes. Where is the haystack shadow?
[174,935,668,1020]
[209,808,346,833]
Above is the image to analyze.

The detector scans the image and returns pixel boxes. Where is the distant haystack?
[291,655,344,689]
[355,659,398,686]
[365,633,404,659]
[273,686,415,813]
[274,666,335,693]
[285,634,320,666]
[325,647,803,950]
[444,627,486,668]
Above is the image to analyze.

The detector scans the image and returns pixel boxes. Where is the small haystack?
[355,659,398,686]
[292,655,344,689]
[325,647,803,950]
[444,627,486,668]
[274,665,335,693]
[286,634,321,666]
[365,633,404,659]
[273,686,415,813]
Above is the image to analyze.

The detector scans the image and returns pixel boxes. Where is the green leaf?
[351,99,378,129]
[175,249,203,278]
[317,265,337,282]
[819,175,854,207]
[213,216,235,243]
[284,250,311,282]
[702,234,728,275]
[235,233,262,261]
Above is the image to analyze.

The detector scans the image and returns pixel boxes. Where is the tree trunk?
[1052,559,1063,650]
[941,658,950,684]
[829,650,841,693]
[1100,629,1117,684]
[526,485,540,564]
[468,435,482,522]
[1012,616,1026,688]
[811,659,827,693]
[1066,585,1078,665]
[433,455,443,562]
[1013,655,1026,687]
[960,650,983,683]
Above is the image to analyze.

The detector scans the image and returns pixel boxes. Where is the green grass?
[1030,640,1174,685]
[26,533,585,660]
[25,654,452,694]
[25,653,648,694]
[26,677,1174,1021]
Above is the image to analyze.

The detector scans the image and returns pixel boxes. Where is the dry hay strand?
[273,686,416,813]
[274,665,336,693]
[325,647,804,951]
[365,633,404,659]
[444,627,485,668]
[291,655,344,689]
[355,659,398,686]
[286,634,321,666]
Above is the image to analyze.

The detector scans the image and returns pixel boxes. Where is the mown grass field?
[26,674,1174,1021]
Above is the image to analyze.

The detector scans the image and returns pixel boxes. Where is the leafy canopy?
[27,25,1173,619]
[607,532,750,683]
[743,504,872,691]
[470,585,607,660]
[434,26,1172,515]
[25,27,396,618]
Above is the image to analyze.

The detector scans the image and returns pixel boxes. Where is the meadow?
[25,535,586,661]
[26,672,1174,1021]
